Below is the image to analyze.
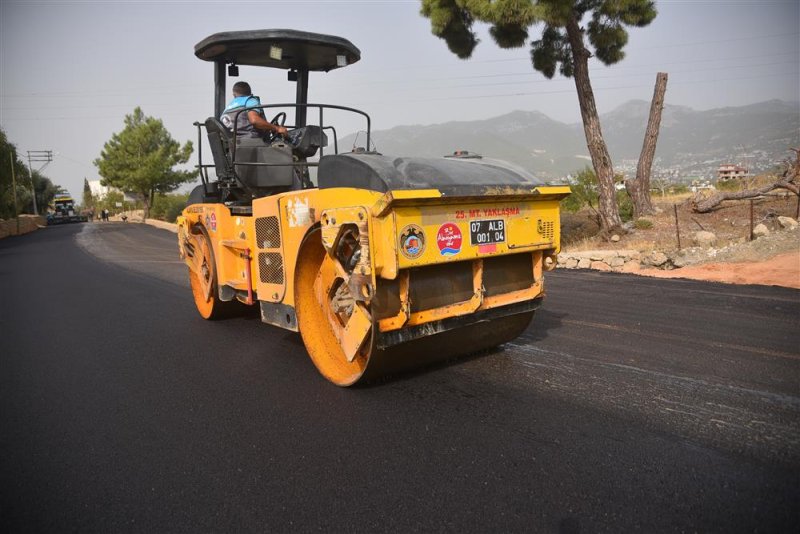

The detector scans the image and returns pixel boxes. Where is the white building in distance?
[88,180,139,203]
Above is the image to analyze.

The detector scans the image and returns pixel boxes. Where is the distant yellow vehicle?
[177,30,569,386]
[48,193,87,225]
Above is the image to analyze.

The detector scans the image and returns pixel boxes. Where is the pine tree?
[94,107,195,220]
[82,178,94,210]
[0,128,29,219]
[420,0,657,231]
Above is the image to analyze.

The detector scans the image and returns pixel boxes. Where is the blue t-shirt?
[222,95,264,115]
[220,95,265,136]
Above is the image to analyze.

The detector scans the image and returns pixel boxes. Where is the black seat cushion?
[205,117,234,180]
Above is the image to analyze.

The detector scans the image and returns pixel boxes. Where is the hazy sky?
[1,0,798,198]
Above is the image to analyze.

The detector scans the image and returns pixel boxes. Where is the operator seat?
[204,117,295,197]
[205,117,235,181]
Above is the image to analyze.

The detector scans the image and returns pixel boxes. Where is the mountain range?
[341,100,799,179]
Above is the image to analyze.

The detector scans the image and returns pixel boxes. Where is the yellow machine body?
[177,185,569,385]
[182,29,570,386]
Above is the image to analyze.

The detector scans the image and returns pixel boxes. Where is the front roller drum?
[187,225,240,320]
[295,230,535,386]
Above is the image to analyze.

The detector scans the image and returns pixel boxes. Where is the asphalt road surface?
[2,222,799,533]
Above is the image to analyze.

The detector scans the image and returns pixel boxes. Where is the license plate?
[469,219,506,246]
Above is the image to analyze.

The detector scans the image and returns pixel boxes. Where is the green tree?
[0,128,32,219]
[562,166,632,224]
[150,192,190,223]
[562,166,598,213]
[94,190,125,217]
[0,128,58,218]
[420,0,657,231]
[94,107,195,219]
[82,178,95,210]
[28,171,58,214]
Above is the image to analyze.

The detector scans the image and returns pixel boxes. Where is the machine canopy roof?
[194,29,360,71]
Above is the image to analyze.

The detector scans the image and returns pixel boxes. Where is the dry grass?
[650,192,693,204]
[563,193,799,254]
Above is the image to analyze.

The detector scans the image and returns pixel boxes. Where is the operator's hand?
[275,125,288,137]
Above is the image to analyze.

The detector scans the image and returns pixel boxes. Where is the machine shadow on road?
[521,308,566,343]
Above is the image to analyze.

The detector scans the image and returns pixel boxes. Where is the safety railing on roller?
[193,103,372,190]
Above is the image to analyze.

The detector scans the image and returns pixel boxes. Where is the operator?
[220,81,288,139]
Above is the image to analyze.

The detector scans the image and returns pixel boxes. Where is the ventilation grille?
[258,252,284,284]
[538,220,554,240]
[256,216,281,249]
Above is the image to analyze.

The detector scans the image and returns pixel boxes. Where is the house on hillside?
[717,164,748,182]
[690,179,715,193]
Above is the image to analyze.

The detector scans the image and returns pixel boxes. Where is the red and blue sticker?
[399,224,425,259]
[436,222,462,256]
[205,212,217,232]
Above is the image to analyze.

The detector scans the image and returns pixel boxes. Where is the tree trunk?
[144,190,153,220]
[627,72,668,218]
[565,17,621,231]
[693,148,799,213]
[692,175,799,213]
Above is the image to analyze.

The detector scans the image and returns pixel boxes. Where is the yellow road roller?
[177,30,569,386]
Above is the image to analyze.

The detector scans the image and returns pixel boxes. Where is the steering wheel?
[270,112,286,127]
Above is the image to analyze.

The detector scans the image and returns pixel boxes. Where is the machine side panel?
[178,203,257,302]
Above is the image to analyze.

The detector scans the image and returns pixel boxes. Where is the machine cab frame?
[192,29,371,206]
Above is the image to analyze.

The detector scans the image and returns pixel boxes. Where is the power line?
[4,71,796,122]
[448,60,798,90]
[636,30,799,49]
[425,51,800,81]
[352,71,800,106]
[1,31,796,98]
[2,51,795,104]
[326,56,798,91]
[393,31,800,68]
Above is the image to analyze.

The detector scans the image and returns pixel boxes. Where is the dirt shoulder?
[561,193,800,289]
[637,250,799,288]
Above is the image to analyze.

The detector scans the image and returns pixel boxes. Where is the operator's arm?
[248,110,288,136]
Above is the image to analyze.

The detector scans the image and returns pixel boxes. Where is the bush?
[93,190,126,217]
[150,193,189,222]
[715,180,740,192]
[561,167,598,213]
[670,184,690,195]
[616,190,633,222]
[634,218,654,229]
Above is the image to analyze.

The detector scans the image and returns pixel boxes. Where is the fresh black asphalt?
[1,223,798,532]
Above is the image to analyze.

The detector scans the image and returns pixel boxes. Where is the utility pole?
[10,149,20,234]
[26,150,53,215]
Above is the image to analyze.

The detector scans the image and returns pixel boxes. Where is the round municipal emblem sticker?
[436,222,463,256]
[399,224,426,259]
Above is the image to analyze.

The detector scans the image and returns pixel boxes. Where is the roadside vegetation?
[560,167,633,225]
[561,149,799,250]
[0,127,61,219]
[82,186,188,223]
[94,107,195,220]
[560,159,799,263]
[149,193,189,223]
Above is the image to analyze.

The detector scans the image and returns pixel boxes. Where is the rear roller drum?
[295,229,536,386]
[295,229,374,386]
